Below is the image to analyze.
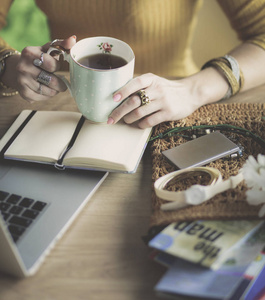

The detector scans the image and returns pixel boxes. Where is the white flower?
[242,154,265,217]
[242,154,265,189]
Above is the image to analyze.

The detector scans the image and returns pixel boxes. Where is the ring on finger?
[33,52,44,67]
[38,83,43,95]
[37,70,52,86]
[137,89,151,106]
[50,39,64,46]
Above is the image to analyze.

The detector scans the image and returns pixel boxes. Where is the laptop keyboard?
[0,190,48,243]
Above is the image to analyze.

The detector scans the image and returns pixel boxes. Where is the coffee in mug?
[78,53,128,70]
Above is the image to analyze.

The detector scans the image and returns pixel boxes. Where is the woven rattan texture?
[150,103,265,227]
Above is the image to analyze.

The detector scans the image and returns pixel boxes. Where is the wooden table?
[0,81,264,300]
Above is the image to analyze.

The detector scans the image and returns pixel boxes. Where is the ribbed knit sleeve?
[4,0,265,77]
[217,0,265,50]
[36,0,203,77]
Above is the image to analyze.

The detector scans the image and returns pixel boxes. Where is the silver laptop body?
[0,159,108,277]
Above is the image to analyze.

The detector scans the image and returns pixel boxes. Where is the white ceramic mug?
[48,37,135,123]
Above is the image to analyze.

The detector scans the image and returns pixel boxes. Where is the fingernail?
[71,35,76,40]
[107,117,114,125]
[113,93,121,102]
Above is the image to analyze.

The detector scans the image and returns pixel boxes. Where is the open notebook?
[0,110,152,173]
[0,159,108,277]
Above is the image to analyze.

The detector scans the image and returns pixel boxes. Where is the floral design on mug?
[98,42,113,53]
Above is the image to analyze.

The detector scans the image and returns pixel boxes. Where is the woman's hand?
[107,73,204,128]
[108,42,265,129]
[107,66,232,129]
[13,36,76,102]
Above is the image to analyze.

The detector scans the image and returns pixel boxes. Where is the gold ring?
[137,89,151,106]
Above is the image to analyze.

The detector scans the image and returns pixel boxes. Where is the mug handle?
[47,45,73,95]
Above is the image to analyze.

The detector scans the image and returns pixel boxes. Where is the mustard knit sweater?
[1,0,265,77]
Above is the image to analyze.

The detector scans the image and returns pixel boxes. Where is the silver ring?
[38,83,43,95]
[37,70,52,86]
[50,39,63,46]
[33,52,44,67]
[137,89,151,106]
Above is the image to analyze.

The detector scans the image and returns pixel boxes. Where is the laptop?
[0,159,108,278]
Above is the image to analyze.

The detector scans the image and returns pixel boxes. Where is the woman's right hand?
[5,35,76,103]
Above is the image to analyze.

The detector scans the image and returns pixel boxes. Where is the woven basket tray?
[150,103,265,227]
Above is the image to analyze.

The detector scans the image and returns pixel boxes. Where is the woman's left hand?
[107,73,203,129]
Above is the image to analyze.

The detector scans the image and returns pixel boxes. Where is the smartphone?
[162,131,241,169]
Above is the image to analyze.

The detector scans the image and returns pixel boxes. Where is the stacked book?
[148,220,265,299]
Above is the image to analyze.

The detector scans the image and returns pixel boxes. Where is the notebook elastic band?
[0,110,37,159]
[55,115,86,170]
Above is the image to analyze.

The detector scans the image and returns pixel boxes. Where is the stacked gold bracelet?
[202,55,244,100]
[0,49,20,97]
